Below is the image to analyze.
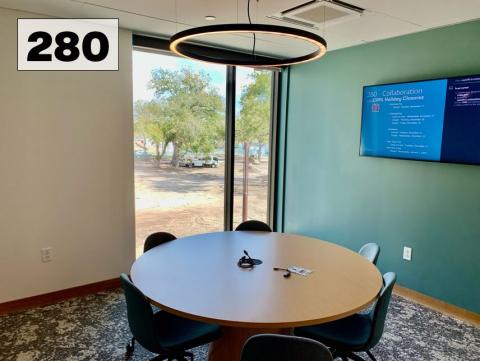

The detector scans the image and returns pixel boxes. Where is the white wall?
[0,7,135,302]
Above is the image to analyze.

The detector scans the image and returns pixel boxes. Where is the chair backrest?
[144,232,177,253]
[241,334,332,361]
[120,273,161,354]
[235,220,272,232]
[366,272,396,349]
[358,243,380,265]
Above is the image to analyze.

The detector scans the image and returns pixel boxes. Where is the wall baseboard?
[394,285,480,327]
[0,278,121,315]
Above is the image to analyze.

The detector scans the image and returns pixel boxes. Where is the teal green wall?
[279,20,480,313]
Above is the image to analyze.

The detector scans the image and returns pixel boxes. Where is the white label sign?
[18,18,119,71]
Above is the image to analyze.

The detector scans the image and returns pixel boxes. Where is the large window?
[233,67,272,229]
[132,43,278,257]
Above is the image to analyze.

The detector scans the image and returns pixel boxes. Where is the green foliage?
[134,67,225,165]
[134,100,171,160]
[236,71,271,149]
[134,66,271,166]
[149,67,225,164]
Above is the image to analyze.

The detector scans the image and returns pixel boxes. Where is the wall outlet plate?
[403,246,412,261]
[41,247,52,263]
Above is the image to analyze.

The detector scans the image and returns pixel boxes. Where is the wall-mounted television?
[360,74,480,165]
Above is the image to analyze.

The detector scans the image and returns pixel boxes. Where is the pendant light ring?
[169,24,327,67]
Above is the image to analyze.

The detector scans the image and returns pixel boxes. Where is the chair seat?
[295,313,372,351]
[154,310,221,351]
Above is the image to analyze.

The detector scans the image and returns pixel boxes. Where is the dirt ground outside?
[134,157,269,256]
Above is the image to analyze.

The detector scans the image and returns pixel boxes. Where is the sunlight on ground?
[134,158,268,257]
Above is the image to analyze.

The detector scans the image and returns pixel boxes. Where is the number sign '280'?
[18,18,118,71]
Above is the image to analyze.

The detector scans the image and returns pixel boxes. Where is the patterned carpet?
[0,290,478,361]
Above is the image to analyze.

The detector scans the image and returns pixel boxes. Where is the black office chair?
[294,272,396,361]
[120,273,221,360]
[358,243,380,265]
[241,334,333,361]
[144,232,177,253]
[235,220,272,232]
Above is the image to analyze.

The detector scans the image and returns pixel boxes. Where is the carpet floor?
[0,290,478,361]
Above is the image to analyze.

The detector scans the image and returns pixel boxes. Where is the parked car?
[204,156,219,168]
[180,156,219,168]
[179,157,193,167]
[192,158,205,167]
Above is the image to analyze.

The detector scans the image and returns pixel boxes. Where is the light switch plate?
[403,246,412,261]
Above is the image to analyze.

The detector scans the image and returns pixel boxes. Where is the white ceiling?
[1,0,479,56]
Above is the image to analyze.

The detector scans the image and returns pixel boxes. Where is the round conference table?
[130,231,382,361]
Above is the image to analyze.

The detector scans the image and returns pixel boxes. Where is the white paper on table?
[288,266,313,276]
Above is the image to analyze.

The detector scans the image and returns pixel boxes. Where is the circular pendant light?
[169,23,327,67]
[169,0,327,67]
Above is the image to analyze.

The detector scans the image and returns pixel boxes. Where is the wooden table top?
[130,231,383,328]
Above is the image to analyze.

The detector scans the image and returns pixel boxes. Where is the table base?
[208,326,292,361]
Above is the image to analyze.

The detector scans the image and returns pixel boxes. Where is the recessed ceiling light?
[205,15,216,21]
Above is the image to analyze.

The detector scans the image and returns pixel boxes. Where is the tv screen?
[360,74,480,165]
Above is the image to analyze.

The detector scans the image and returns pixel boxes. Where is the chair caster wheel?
[126,337,135,356]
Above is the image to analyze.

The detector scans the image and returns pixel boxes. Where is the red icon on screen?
[372,104,380,112]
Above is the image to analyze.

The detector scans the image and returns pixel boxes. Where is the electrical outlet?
[41,247,52,263]
[403,246,412,261]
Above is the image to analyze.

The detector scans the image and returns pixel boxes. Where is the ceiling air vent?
[268,0,364,29]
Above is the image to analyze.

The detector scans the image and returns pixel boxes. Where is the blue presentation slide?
[361,80,448,161]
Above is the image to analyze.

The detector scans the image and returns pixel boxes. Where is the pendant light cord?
[247,0,256,58]
[175,0,178,33]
